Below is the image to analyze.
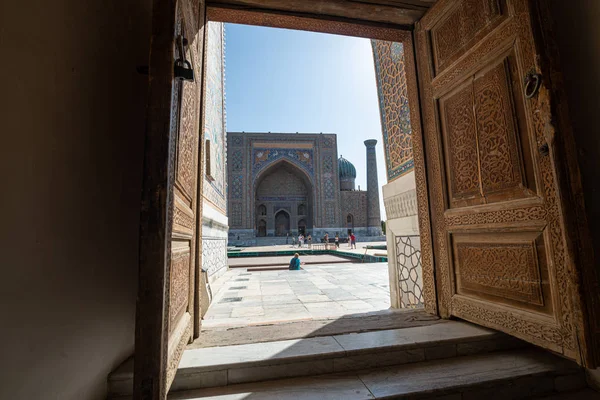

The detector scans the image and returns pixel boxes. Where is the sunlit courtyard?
[203,260,391,329]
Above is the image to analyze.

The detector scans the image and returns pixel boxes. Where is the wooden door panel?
[431,0,507,76]
[451,229,552,313]
[134,0,205,397]
[438,49,535,209]
[439,81,481,206]
[416,0,590,364]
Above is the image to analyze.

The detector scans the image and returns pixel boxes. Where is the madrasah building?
[226,132,385,245]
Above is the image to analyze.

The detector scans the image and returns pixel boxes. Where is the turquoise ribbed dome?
[338,156,357,179]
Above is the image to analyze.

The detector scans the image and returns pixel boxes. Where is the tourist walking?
[307,234,312,249]
[298,234,304,248]
[350,232,357,249]
[289,253,302,270]
[334,234,339,249]
[324,233,329,250]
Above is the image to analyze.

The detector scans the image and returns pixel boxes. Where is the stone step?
[108,321,526,398]
[167,349,589,400]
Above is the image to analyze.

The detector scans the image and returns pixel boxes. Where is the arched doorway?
[346,214,354,235]
[275,210,290,236]
[257,219,267,237]
[298,219,306,235]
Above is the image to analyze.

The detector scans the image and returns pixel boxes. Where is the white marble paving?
[203,261,391,329]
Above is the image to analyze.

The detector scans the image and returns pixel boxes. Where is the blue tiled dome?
[338,156,357,179]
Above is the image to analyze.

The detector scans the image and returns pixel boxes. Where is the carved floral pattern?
[444,86,480,198]
[169,249,190,330]
[372,40,414,181]
[475,62,522,192]
[457,242,543,304]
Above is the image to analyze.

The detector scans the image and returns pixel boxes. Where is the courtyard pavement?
[230,241,388,257]
[203,261,391,329]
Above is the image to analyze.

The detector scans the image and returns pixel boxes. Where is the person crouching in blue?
[289,253,302,270]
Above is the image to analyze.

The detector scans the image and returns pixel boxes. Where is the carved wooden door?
[416,0,595,365]
[134,0,205,398]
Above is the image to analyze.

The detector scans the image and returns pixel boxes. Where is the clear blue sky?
[224,23,387,219]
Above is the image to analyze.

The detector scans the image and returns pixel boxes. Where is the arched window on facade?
[257,219,267,237]
[346,214,354,236]
[258,204,267,216]
[298,204,306,215]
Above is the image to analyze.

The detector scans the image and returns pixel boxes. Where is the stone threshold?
[165,349,588,400]
[108,321,527,398]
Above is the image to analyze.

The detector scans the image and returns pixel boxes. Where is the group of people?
[293,234,312,248]
[290,232,357,249]
[289,232,357,270]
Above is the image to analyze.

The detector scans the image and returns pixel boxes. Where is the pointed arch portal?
[254,160,314,237]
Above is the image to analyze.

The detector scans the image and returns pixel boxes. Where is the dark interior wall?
[548,0,600,248]
[0,0,151,398]
[548,0,600,377]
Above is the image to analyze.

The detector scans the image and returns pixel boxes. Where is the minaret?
[364,139,381,236]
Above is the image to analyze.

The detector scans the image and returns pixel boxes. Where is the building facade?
[372,39,423,308]
[227,132,382,245]
[201,22,229,284]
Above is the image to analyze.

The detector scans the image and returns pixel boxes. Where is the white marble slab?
[179,336,345,371]
[168,373,373,400]
[332,321,495,353]
[358,349,578,398]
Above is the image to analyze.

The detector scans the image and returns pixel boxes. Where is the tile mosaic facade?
[372,40,414,181]
[252,148,314,179]
[202,22,229,285]
[203,22,227,212]
[227,132,382,242]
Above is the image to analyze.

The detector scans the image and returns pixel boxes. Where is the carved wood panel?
[169,246,191,329]
[475,60,524,195]
[452,231,549,309]
[416,0,589,363]
[440,83,480,203]
[438,52,532,208]
[431,0,506,75]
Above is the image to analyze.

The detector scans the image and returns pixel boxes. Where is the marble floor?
[203,262,391,329]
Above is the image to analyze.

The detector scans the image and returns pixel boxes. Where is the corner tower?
[364,139,382,236]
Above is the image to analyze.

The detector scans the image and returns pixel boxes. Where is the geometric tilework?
[231,175,243,199]
[396,236,424,308]
[372,40,414,181]
[231,149,243,171]
[324,177,335,199]
[231,135,243,146]
[230,202,242,227]
[325,202,336,226]
[322,155,333,173]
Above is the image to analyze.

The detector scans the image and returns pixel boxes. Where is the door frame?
[135,2,599,396]
[205,2,438,316]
